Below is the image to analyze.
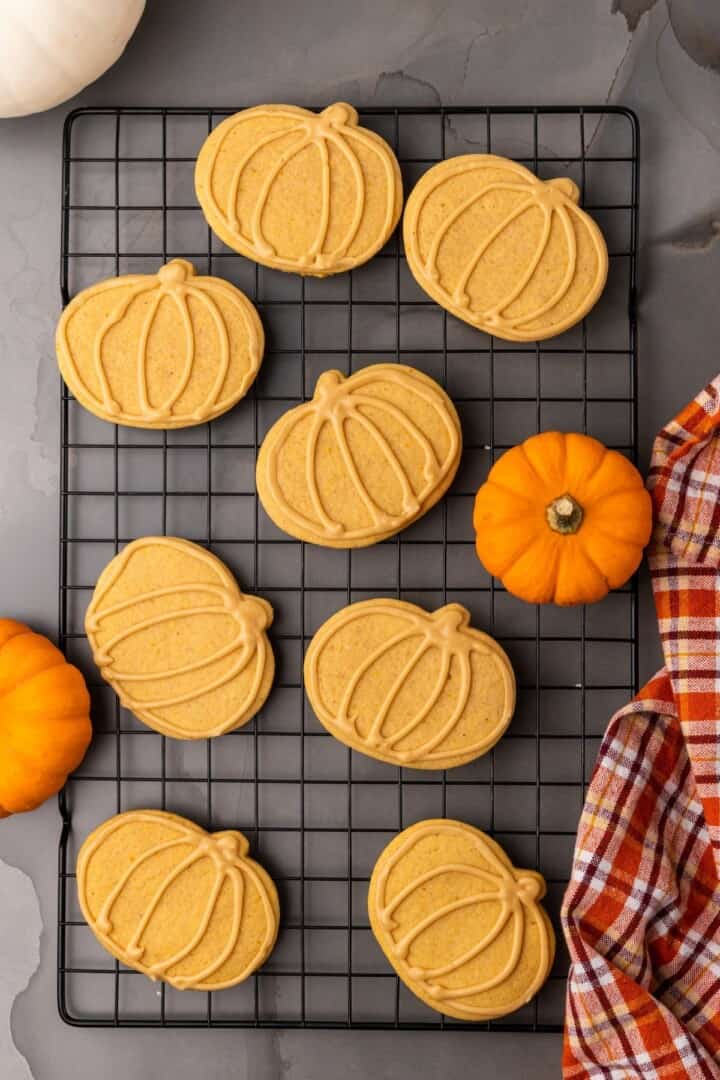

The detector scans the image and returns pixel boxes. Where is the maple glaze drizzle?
[81,812,276,991]
[86,538,273,739]
[374,822,550,1015]
[307,601,514,765]
[264,367,461,543]
[205,104,396,272]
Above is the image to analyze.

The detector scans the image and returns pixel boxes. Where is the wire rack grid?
[57,104,639,1031]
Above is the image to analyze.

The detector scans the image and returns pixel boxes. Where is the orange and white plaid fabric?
[563,377,720,1078]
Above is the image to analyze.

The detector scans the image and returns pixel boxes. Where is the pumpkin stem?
[213,830,249,859]
[546,493,584,535]
[321,103,357,127]
[432,604,470,633]
[158,259,194,285]
[314,369,345,396]
[546,177,579,204]
[517,874,543,902]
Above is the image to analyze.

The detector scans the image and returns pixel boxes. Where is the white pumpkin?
[0,0,145,119]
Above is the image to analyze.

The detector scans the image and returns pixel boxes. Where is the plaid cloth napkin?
[562,376,720,1078]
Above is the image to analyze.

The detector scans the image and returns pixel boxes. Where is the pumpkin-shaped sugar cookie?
[368,819,555,1020]
[195,103,403,276]
[86,537,274,739]
[473,431,652,606]
[305,600,515,769]
[78,810,279,991]
[256,364,462,548]
[56,259,264,429]
[403,154,608,341]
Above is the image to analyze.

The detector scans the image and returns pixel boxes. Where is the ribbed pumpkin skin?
[0,1,145,119]
[0,620,91,817]
[473,432,652,606]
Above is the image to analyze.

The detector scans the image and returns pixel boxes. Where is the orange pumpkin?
[473,432,652,606]
[0,620,91,817]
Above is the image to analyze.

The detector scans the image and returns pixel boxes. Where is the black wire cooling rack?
[57,104,639,1031]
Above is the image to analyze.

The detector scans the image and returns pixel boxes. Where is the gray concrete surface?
[2,1,720,1076]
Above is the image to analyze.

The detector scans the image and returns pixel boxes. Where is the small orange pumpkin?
[473,432,652,606]
[0,620,91,817]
